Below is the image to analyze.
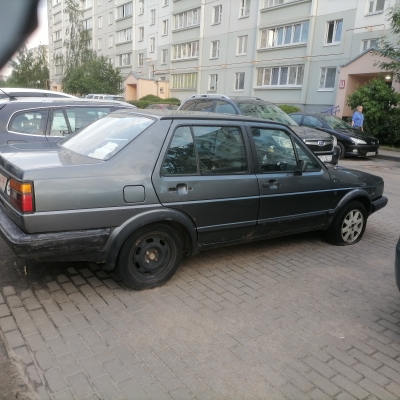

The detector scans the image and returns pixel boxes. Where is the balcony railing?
[262,0,307,10]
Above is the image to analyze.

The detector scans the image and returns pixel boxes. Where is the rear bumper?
[396,237,400,291]
[0,206,110,260]
[371,196,388,214]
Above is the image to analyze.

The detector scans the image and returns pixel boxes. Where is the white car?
[0,88,76,99]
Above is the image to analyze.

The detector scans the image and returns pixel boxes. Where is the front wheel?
[324,201,367,246]
[338,142,346,160]
[117,224,182,290]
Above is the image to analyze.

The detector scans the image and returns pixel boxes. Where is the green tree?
[377,5,400,82]
[347,77,400,146]
[62,55,122,96]
[7,45,49,88]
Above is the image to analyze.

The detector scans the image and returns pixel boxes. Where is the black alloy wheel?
[338,142,346,159]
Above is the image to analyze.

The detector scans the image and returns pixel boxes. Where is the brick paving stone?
[15,346,33,365]
[27,365,42,384]
[142,382,171,400]
[25,333,47,352]
[56,353,81,377]
[353,363,391,386]
[90,342,116,363]
[113,344,138,367]
[307,371,341,397]
[127,363,155,387]
[93,375,124,400]
[68,339,92,360]
[37,322,59,340]
[71,275,86,286]
[36,349,57,370]
[7,295,23,308]
[47,336,70,357]
[59,324,80,342]
[30,309,49,325]
[36,386,51,400]
[3,286,16,296]
[44,368,68,393]
[67,372,93,398]
[103,358,131,383]
[348,348,383,370]
[359,378,398,400]
[61,282,78,295]
[5,329,24,348]
[0,315,17,332]
[327,359,363,382]
[0,303,10,317]
[47,282,61,292]
[24,297,42,311]
[68,313,90,330]
[79,355,106,379]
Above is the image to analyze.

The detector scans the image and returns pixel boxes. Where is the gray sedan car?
[0,110,388,290]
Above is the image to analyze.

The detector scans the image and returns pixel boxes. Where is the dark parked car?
[179,95,339,164]
[0,110,387,290]
[145,104,179,110]
[0,97,134,146]
[289,112,379,159]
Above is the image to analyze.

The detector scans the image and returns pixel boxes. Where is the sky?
[0,0,48,77]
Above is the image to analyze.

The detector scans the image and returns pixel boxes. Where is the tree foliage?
[377,5,400,82]
[347,77,400,146]
[278,104,301,114]
[7,45,49,88]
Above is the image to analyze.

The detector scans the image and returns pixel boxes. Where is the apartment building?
[47,0,400,114]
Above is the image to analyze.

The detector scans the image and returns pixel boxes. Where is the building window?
[83,0,92,9]
[210,40,220,59]
[54,11,62,24]
[237,35,248,55]
[108,11,113,25]
[117,53,132,67]
[326,20,342,45]
[53,0,61,5]
[173,8,200,30]
[264,0,284,7]
[171,73,198,89]
[139,0,144,15]
[98,0,102,5]
[161,49,168,64]
[172,41,199,60]
[150,37,155,53]
[54,29,62,41]
[150,9,156,25]
[256,65,304,86]
[260,21,309,48]
[98,16,102,28]
[239,0,250,18]
[162,0,169,5]
[109,58,113,66]
[319,67,336,89]
[108,35,113,48]
[116,2,133,19]
[117,28,132,43]
[55,65,63,75]
[235,72,245,90]
[138,53,144,67]
[368,0,385,13]
[83,18,92,30]
[162,19,169,35]
[139,27,144,41]
[97,38,102,50]
[209,74,218,91]
[362,38,379,51]
[212,5,222,25]
[50,35,53,44]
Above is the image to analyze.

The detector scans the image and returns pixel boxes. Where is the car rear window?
[60,114,154,160]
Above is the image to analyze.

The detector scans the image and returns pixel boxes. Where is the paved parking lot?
[0,157,399,400]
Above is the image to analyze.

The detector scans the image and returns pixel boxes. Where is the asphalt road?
[0,155,399,400]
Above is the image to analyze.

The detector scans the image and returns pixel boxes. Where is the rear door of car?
[152,119,259,244]
[245,122,333,236]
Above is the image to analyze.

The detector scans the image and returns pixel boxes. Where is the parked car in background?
[0,88,76,99]
[85,94,126,102]
[0,97,134,146]
[179,95,338,164]
[289,112,380,159]
[145,104,179,110]
[0,109,387,290]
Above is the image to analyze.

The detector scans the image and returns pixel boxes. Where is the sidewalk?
[375,148,400,162]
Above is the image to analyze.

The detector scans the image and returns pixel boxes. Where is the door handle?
[263,180,281,189]
[168,183,192,195]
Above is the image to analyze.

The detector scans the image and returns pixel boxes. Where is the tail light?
[9,179,34,213]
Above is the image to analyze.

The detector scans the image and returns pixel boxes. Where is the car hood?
[291,125,332,140]
[333,127,378,142]
[0,142,100,179]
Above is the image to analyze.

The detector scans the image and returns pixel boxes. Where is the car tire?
[338,142,346,159]
[324,201,367,246]
[117,224,182,290]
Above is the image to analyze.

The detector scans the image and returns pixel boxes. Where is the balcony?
[260,0,311,12]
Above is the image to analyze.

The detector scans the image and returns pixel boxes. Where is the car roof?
[0,88,76,97]
[0,97,133,107]
[185,95,274,105]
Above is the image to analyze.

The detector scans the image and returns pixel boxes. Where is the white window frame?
[108,35,113,48]
[138,53,144,67]
[138,27,144,41]
[116,2,133,20]
[162,20,169,35]
[237,35,248,55]
[117,28,132,44]
[260,21,309,49]
[239,0,250,18]
[319,67,337,90]
[325,20,343,45]
[235,72,245,91]
[361,38,379,51]
[212,5,222,25]
[162,0,169,6]
[367,0,385,14]
[150,37,155,53]
[98,0,102,6]
[209,74,218,91]
[83,17,92,30]
[83,0,92,9]
[117,53,132,67]
[256,65,304,87]
[210,40,220,59]
[264,0,284,8]
[150,9,156,25]
[97,38,102,50]
[54,11,62,24]
[172,41,199,60]
[171,73,198,89]
[173,8,200,30]
[108,11,113,25]
[161,49,168,64]
[139,0,144,15]
[54,29,62,41]
[53,0,61,5]
[98,16,102,29]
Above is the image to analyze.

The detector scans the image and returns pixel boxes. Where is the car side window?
[294,143,321,172]
[289,114,302,124]
[9,110,47,135]
[65,107,112,133]
[161,127,197,176]
[214,101,237,115]
[194,100,215,112]
[179,100,196,111]
[251,128,297,173]
[49,110,69,136]
[303,115,323,128]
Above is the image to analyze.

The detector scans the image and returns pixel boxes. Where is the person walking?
[351,105,364,131]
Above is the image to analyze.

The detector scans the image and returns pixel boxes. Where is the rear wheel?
[324,201,367,246]
[338,142,346,159]
[117,224,182,290]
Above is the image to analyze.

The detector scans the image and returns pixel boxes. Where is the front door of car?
[152,121,259,244]
[245,123,333,236]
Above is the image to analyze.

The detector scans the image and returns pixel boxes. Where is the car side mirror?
[296,160,308,174]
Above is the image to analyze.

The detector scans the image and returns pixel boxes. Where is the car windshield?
[236,102,298,126]
[61,114,154,160]
[321,115,351,130]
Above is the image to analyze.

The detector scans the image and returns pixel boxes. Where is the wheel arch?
[102,209,198,271]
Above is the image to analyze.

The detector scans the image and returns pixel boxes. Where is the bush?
[278,104,301,114]
[128,100,154,109]
[139,94,162,102]
[131,95,181,108]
